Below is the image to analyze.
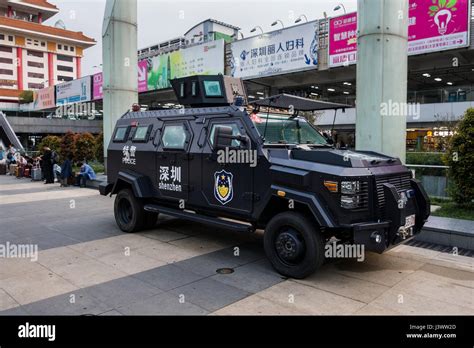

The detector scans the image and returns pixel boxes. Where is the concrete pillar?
[102,0,138,168]
[355,0,408,163]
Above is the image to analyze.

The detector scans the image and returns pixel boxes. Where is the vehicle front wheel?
[264,211,325,279]
[114,188,145,233]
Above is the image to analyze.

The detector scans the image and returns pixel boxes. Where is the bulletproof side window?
[113,126,130,143]
[132,125,153,143]
[161,123,189,150]
[209,122,243,149]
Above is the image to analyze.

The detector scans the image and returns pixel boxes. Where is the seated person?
[75,162,96,188]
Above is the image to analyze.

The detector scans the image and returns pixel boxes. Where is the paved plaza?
[0,175,473,315]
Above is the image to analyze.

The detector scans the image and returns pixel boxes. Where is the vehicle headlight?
[341,195,360,209]
[341,181,360,194]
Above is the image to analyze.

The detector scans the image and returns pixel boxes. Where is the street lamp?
[231,31,245,40]
[271,19,285,28]
[334,3,347,14]
[250,26,264,34]
[294,14,308,24]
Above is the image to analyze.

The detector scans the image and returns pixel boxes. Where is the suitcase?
[0,163,6,175]
[9,164,17,175]
[24,167,31,178]
[15,165,24,178]
[32,167,42,181]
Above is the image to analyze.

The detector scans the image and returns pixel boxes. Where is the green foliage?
[19,90,33,104]
[38,135,61,154]
[443,108,474,205]
[75,132,96,162]
[406,152,446,176]
[95,132,104,163]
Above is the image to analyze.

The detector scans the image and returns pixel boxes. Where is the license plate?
[405,214,415,228]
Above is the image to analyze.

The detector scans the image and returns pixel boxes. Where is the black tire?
[114,188,145,233]
[264,211,325,279]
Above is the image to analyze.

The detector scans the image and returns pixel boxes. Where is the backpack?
[51,151,59,164]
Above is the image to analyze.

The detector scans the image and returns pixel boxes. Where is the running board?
[144,204,254,233]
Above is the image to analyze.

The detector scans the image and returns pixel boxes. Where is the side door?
[201,118,254,215]
[156,120,192,203]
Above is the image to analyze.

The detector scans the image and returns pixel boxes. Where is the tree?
[19,90,33,104]
[444,107,474,205]
[38,135,61,154]
[60,131,76,161]
[95,132,104,163]
[75,132,96,162]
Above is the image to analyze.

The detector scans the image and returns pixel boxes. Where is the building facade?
[0,0,95,106]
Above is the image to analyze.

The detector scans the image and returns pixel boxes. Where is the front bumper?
[351,179,430,253]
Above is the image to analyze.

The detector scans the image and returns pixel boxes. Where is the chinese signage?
[229,21,319,79]
[145,39,225,90]
[33,85,55,110]
[56,76,91,106]
[329,0,471,68]
[328,13,357,68]
[408,0,470,55]
[159,165,182,192]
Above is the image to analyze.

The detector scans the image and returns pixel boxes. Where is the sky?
[45,0,357,77]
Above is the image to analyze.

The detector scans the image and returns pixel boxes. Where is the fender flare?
[111,170,155,198]
[270,185,337,228]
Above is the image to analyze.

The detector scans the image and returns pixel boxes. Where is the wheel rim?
[118,197,133,225]
[274,226,306,266]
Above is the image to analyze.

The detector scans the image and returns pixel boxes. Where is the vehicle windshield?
[250,113,328,145]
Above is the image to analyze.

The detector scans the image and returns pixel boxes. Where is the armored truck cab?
[100,75,430,279]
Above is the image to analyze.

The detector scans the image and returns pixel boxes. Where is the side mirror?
[213,126,249,150]
[213,125,233,149]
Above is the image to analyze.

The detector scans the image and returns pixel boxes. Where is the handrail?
[405,164,449,169]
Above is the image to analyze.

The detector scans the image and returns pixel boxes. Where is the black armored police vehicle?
[100,75,430,279]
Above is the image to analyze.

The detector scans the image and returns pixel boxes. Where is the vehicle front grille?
[375,172,412,217]
[353,181,369,211]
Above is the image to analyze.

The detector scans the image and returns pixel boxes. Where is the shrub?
[37,135,61,154]
[75,132,96,163]
[95,132,104,163]
[19,90,33,104]
[60,131,76,161]
[444,107,474,205]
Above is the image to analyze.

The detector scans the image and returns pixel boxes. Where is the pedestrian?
[75,161,96,188]
[42,147,55,184]
[60,154,74,187]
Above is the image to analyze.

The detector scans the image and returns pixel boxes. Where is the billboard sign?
[33,85,55,110]
[408,0,470,54]
[329,0,471,67]
[92,61,149,101]
[144,39,225,90]
[328,13,358,68]
[92,72,103,101]
[56,76,91,106]
[229,21,319,79]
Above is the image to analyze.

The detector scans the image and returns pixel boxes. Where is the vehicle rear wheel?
[264,211,325,279]
[114,188,145,233]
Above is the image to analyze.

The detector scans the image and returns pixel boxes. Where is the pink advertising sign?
[92,72,103,100]
[329,0,471,67]
[408,0,470,54]
[328,13,358,68]
[92,61,148,101]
